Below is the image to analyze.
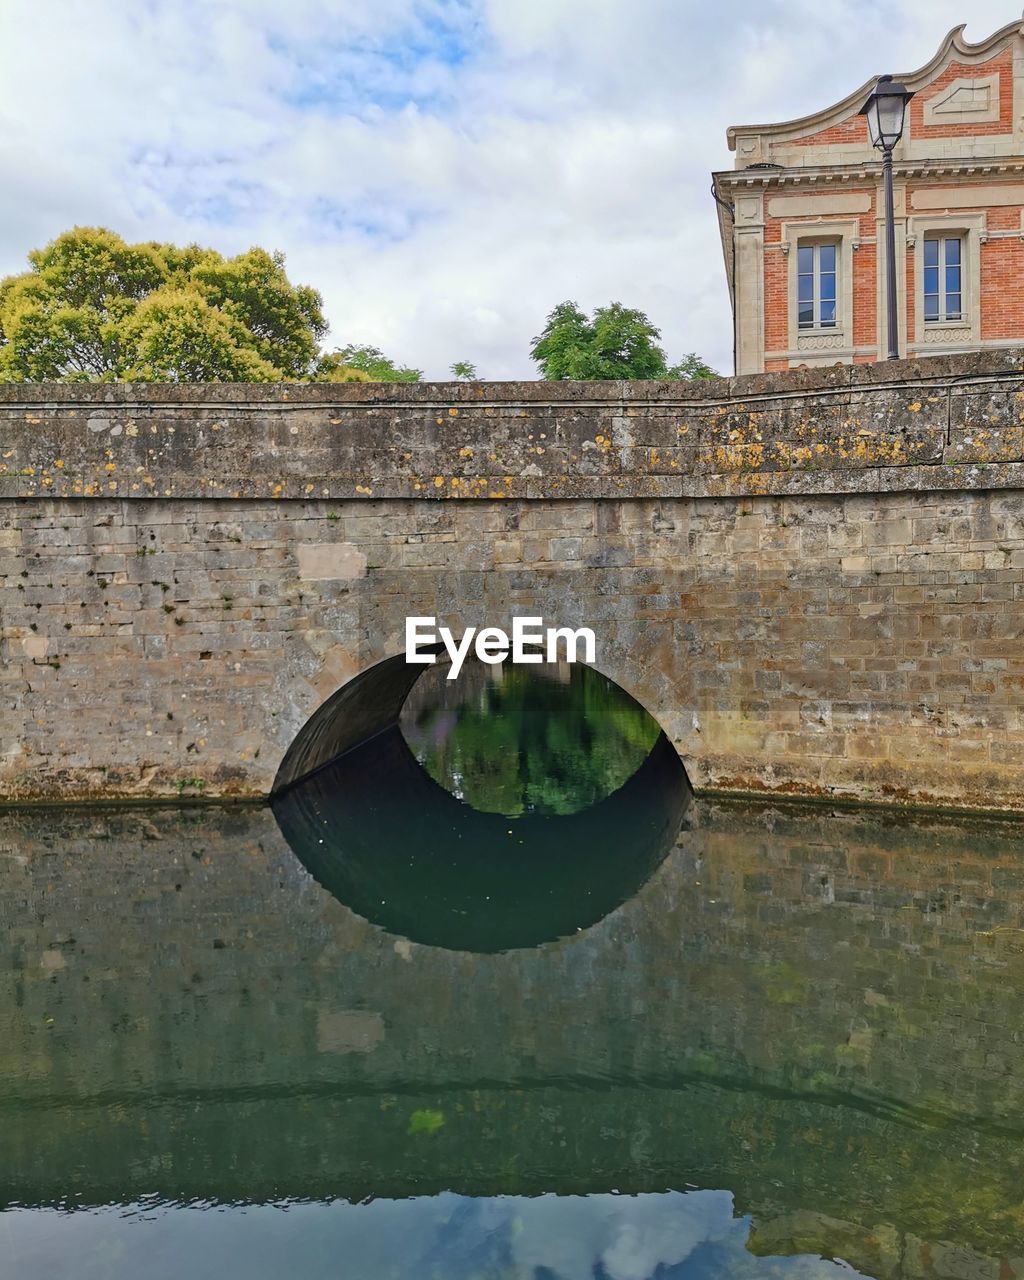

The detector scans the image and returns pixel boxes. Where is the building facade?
[714,21,1024,374]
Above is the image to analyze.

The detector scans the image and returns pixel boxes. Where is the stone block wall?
[3,351,1024,808]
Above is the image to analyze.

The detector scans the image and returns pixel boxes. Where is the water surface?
[3,667,1024,1277]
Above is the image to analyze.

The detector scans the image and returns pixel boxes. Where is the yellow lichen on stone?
[712,442,765,472]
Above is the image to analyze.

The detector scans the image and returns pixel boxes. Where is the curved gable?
[727,21,1024,164]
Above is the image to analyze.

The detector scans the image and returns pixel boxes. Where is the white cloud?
[0,0,1020,377]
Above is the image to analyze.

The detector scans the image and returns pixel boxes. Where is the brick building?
[714,20,1024,374]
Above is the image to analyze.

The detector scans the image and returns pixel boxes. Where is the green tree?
[530,300,717,381]
[0,227,327,382]
[531,300,667,380]
[311,351,373,383]
[330,343,422,383]
[450,360,478,381]
[666,351,719,380]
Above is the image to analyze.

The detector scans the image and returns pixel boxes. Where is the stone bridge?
[4,348,1024,809]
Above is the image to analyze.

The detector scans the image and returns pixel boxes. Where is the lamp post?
[860,75,914,360]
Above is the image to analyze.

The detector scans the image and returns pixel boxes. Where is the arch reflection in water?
[401,661,664,818]
[272,661,690,953]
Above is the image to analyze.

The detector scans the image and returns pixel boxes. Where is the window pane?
[820,271,836,302]
[798,246,813,274]
[945,238,961,266]
[798,273,814,303]
[820,300,837,326]
[924,266,939,295]
[946,264,961,295]
[819,243,836,272]
[799,303,814,328]
[924,294,939,322]
[924,238,939,267]
[946,293,961,319]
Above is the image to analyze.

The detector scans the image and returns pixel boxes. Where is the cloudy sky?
[0,1,1019,379]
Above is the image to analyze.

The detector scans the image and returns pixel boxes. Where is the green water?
[3,670,1024,1276]
[400,661,662,817]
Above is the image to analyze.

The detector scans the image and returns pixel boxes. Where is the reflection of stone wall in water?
[3,803,1024,1270]
[399,660,661,815]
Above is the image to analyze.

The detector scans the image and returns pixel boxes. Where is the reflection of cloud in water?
[4,1190,866,1280]
[305,1190,864,1280]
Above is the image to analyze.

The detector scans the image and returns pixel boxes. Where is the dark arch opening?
[271,655,691,953]
[272,649,440,796]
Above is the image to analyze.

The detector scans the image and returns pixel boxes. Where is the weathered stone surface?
[295,541,367,581]
[3,352,1024,807]
[2,351,1024,503]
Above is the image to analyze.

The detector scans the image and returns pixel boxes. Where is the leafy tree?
[330,343,422,383]
[0,227,327,382]
[531,300,667,380]
[450,360,478,381]
[311,351,373,383]
[666,351,719,380]
[531,300,717,381]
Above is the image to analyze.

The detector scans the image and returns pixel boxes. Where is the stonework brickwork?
[4,353,1024,809]
[718,21,1024,374]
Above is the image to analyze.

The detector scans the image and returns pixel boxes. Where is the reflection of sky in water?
[4,1191,863,1280]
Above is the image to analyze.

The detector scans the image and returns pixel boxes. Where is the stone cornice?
[726,20,1024,152]
[714,157,1024,191]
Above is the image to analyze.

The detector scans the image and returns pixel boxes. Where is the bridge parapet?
[3,348,1024,503]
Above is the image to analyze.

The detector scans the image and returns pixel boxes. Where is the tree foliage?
[665,351,718,380]
[328,343,422,383]
[0,227,328,382]
[530,300,717,381]
[450,360,478,381]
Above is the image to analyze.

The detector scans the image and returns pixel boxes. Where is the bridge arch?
[271,642,695,798]
[269,650,693,952]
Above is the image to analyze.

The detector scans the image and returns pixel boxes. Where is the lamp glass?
[863,80,910,151]
[875,93,907,149]
[865,101,882,148]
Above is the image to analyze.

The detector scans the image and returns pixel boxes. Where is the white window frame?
[796,241,840,331]
[907,213,983,352]
[922,234,964,324]
[781,219,858,364]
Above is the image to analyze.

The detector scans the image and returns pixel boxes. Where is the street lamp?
[860,75,914,360]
